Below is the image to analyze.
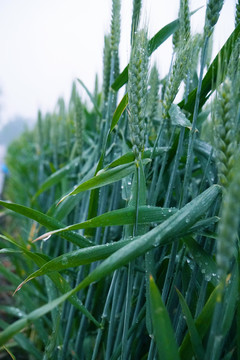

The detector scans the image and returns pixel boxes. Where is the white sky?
[0,0,236,130]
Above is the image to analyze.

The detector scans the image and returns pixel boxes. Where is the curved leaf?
[180,23,240,114]
[150,275,180,360]
[0,201,92,248]
[59,159,151,203]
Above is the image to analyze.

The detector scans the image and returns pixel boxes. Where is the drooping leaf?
[59,159,151,203]
[0,201,92,248]
[35,205,177,241]
[0,234,100,327]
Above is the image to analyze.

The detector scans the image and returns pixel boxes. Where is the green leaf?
[59,159,151,202]
[106,147,168,169]
[169,104,192,129]
[149,275,180,360]
[0,186,220,346]
[77,78,102,117]
[0,291,73,347]
[33,157,80,199]
[180,23,240,114]
[0,201,92,248]
[76,185,220,290]
[15,239,132,283]
[0,234,100,328]
[110,93,128,132]
[35,206,177,241]
[183,236,218,286]
[176,289,204,360]
[179,285,219,359]
[0,319,42,360]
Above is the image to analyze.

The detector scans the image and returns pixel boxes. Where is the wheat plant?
[0,1,240,359]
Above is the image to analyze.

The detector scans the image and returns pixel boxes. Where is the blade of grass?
[176,288,204,360]
[34,205,177,241]
[59,159,151,203]
[149,275,180,360]
[0,200,92,248]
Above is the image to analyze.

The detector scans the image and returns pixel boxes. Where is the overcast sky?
[0,0,236,130]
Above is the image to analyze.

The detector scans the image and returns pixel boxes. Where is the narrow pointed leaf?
[16,239,132,283]
[176,289,204,360]
[0,234,100,328]
[35,205,177,241]
[110,93,128,132]
[59,159,151,202]
[179,285,219,358]
[0,200,92,248]
[106,147,169,169]
[77,78,102,117]
[149,275,180,360]
[33,157,80,199]
[180,23,240,114]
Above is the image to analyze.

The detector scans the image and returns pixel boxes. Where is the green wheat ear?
[146,65,160,140]
[162,39,192,120]
[214,78,238,188]
[173,0,190,50]
[204,0,224,38]
[102,35,111,105]
[128,29,149,161]
[130,0,142,45]
[217,162,240,279]
[110,0,121,53]
[235,0,240,27]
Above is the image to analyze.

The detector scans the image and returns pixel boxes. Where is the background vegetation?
[0,0,240,359]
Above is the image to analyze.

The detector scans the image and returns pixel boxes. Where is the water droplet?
[62,256,68,265]
[204,273,212,282]
[185,216,190,224]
